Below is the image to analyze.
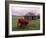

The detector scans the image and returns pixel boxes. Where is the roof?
[25,12,35,16]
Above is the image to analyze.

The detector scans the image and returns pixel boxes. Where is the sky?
[11,4,42,16]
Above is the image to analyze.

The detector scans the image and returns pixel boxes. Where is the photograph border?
[5,1,45,37]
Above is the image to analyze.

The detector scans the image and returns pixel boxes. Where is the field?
[12,16,40,31]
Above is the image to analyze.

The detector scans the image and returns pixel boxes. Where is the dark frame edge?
[43,3,45,35]
[5,1,9,38]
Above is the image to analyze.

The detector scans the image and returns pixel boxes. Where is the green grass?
[12,16,40,31]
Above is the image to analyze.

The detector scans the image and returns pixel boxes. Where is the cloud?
[12,4,41,16]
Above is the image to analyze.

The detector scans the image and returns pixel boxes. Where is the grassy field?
[12,16,40,31]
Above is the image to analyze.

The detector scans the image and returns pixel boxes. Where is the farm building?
[24,12,36,21]
[24,12,40,20]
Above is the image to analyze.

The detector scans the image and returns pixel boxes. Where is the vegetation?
[12,16,40,31]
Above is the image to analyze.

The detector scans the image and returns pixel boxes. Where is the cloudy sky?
[11,4,42,16]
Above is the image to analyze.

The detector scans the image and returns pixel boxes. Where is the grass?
[12,16,40,31]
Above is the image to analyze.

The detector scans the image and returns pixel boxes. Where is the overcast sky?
[11,4,42,16]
